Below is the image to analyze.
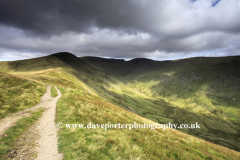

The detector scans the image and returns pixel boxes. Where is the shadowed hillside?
[82,54,240,151]
[1,52,240,159]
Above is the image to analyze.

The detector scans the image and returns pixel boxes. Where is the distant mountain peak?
[50,52,77,58]
[129,58,154,62]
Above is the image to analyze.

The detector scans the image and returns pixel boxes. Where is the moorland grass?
[51,85,58,98]
[0,72,45,119]
[56,88,240,160]
[0,109,44,160]
[1,53,240,158]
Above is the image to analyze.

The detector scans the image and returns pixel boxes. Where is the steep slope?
[82,55,240,151]
[56,87,240,159]
[15,52,238,152]
[0,72,45,119]
[0,52,240,158]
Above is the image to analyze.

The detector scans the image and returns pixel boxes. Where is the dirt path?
[4,86,63,159]
[35,86,63,160]
[0,85,52,136]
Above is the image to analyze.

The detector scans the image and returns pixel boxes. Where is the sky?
[0,0,240,61]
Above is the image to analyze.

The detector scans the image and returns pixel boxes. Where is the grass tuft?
[0,109,44,160]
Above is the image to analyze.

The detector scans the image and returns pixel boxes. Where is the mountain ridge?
[1,52,240,158]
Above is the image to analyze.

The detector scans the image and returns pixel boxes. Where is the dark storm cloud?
[1,0,240,36]
[0,0,240,60]
[0,0,142,35]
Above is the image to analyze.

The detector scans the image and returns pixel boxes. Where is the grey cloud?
[1,0,240,37]
[0,0,140,36]
[0,0,240,60]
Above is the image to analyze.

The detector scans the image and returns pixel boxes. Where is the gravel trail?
[3,86,63,159]
[35,86,63,160]
[0,85,52,136]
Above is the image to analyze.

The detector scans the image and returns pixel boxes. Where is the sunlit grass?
[1,53,240,158]
[51,86,58,98]
[0,109,44,160]
[0,73,45,119]
[56,88,240,159]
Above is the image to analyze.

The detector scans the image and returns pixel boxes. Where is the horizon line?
[0,52,240,62]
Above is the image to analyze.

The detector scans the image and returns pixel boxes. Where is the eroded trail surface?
[4,86,63,160]
[35,86,63,160]
[0,86,52,136]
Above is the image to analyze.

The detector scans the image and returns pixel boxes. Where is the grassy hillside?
[0,109,44,160]
[0,52,240,159]
[56,87,240,159]
[82,55,240,151]
[0,72,45,119]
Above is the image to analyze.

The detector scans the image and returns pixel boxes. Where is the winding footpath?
[35,86,63,160]
[0,85,63,159]
[0,86,52,136]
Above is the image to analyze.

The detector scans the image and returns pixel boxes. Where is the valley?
[0,52,240,159]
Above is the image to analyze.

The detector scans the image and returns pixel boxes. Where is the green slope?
[0,52,240,159]
[0,72,45,119]
[81,55,240,151]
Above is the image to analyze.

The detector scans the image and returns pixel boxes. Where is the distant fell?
[1,52,240,155]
